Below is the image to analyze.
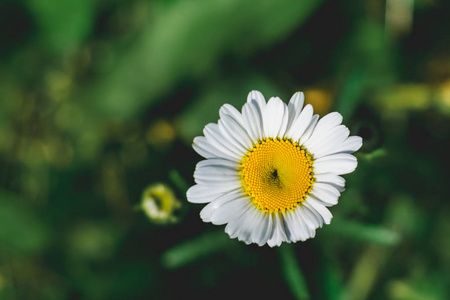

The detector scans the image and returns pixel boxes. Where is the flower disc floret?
[240,138,314,213]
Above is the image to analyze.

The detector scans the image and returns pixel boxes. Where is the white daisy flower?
[186,90,363,247]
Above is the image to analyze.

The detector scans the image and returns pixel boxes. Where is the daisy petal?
[287,92,305,128]
[310,183,341,206]
[193,136,237,161]
[267,213,289,247]
[313,112,343,133]
[303,197,333,225]
[315,174,346,192]
[314,153,358,175]
[263,97,289,138]
[194,164,238,181]
[249,210,271,246]
[204,123,244,158]
[293,206,315,239]
[219,104,244,127]
[219,115,253,150]
[234,206,264,244]
[284,210,308,242]
[299,114,319,145]
[285,104,313,141]
[246,90,266,108]
[210,197,251,226]
[303,113,345,149]
[224,201,257,237]
[331,136,363,155]
[196,158,239,171]
[192,137,215,159]
[258,213,274,246]
[200,190,245,223]
[187,184,239,204]
[242,100,265,143]
[307,125,350,158]
[296,206,319,237]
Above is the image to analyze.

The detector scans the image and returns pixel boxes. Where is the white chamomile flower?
[187,90,362,247]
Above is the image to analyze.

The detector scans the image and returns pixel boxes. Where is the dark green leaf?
[278,244,310,300]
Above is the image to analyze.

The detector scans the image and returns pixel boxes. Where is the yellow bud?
[141,183,181,225]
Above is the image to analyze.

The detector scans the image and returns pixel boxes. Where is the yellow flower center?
[240,138,314,213]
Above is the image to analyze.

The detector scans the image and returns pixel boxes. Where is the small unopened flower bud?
[141,183,181,225]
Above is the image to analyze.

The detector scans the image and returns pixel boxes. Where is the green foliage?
[324,219,401,246]
[335,19,395,119]
[27,0,95,53]
[0,191,50,255]
[83,0,325,120]
[176,75,282,142]
[161,230,235,269]
[0,0,449,299]
[278,244,310,300]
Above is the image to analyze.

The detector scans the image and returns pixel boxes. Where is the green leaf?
[84,0,325,119]
[335,19,395,119]
[278,244,310,300]
[0,191,50,255]
[27,0,95,53]
[321,261,343,300]
[325,219,401,246]
[336,66,366,120]
[161,230,234,269]
[358,148,387,162]
[168,170,190,194]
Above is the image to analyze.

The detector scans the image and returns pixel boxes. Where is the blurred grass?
[278,244,310,300]
[161,230,235,269]
[323,219,401,246]
[82,0,325,120]
[1,0,450,299]
[0,191,50,255]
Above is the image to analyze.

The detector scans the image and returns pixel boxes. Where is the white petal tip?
[247,90,265,103]
[354,136,364,150]
[291,91,305,101]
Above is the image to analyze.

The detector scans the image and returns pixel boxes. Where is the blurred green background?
[1,0,450,299]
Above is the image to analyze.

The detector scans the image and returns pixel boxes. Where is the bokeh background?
[1,0,450,299]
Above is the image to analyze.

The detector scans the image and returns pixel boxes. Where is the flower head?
[141,183,181,224]
[187,91,362,247]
